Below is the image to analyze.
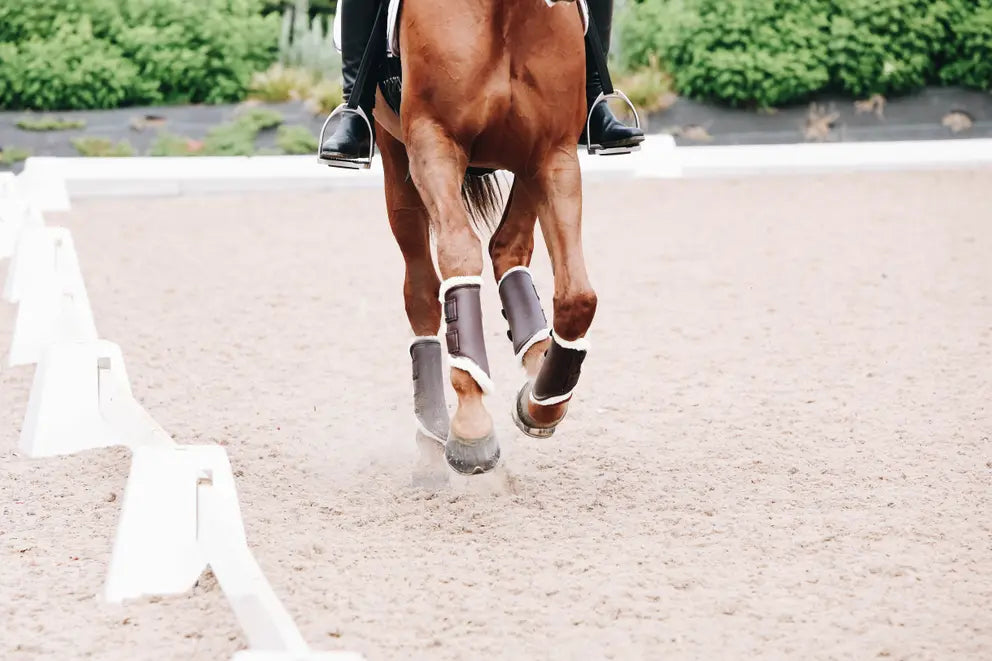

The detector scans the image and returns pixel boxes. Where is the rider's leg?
[582,0,645,151]
[319,0,383,163]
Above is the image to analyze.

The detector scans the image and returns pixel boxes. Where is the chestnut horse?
[375,0,596,475]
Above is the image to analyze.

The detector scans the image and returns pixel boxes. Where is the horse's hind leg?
[405,120,499,475]
[513,150,597,438]
[489,180,552,380]
[379,130,449,482]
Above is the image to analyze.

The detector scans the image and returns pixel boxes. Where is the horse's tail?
[461,171,505,236]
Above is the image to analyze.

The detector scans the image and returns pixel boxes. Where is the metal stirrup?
[585,90,642,155]
[318,105,375,170]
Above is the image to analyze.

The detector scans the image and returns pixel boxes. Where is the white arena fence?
[0,170,363,661]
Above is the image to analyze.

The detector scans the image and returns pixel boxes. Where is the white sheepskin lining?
[529,389,573,407]
[447,355,496,396]
[514,328,551,366]
[497,265,534,289]
[552,332,591,352]
[408,335,440,351]
[438,275,483,302]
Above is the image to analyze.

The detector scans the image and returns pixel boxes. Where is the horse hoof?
[445,431,500,475]
[511,382,565,439]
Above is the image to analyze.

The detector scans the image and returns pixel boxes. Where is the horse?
[369,0,597,476]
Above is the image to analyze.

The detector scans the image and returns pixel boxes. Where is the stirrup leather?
[317,104,375,170]
[585,90,642,156]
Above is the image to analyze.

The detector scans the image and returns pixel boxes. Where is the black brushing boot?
[319,0,384,167]
[580,0,645,153]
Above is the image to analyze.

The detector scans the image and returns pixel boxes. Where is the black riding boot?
[581,0,645,152]
[319,0,384,165]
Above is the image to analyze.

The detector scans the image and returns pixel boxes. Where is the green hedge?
[619,0,992,107]
[941,2,992,88]
[0,0,279,110]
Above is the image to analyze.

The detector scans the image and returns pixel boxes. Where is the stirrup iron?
[317,104,375,170]
[586,90,642,156]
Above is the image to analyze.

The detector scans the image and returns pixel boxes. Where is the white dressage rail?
[1,178,362,661]
[18,136,992,199]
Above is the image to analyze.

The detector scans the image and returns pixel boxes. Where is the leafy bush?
[72,137,136,157]
[0,44,19,108]
[616,0,689,73]
[940,2,992,89]
[618,0,992,106]
[828,0,955,97]
[117,0,280,105]
[653,0,833,108]
[276,125,318,154]
[0,0,280,110]
[0,0,123,43]
[6,21,140,110]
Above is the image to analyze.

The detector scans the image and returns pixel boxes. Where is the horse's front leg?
[405,119,499,475]
[512,150,597,438]
[379,130,449,484]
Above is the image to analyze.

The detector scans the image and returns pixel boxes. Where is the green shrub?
[0,0,280,110]
[117,0,280,105]
[940,3,992,89]
[618,0,992,106]
[0,0,123,43]
[16,116,87,131]
[72,137,135,157]
[654,0,833,108]
[276,124,318,154]
[616,0,689,72]
[0,44,18,108]
[828,0,955,97]
[6,20,140,110]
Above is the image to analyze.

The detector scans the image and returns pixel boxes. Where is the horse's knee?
[553,287,597,340]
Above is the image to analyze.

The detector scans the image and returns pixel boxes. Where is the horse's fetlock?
[553,287,597,340]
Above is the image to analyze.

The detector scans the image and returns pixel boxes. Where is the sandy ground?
[1,170,990,660]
